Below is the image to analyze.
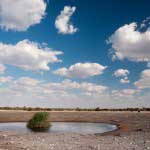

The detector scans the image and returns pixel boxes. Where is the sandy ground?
[0,111,150,150]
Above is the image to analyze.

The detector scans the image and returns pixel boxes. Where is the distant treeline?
[0,107,149,111]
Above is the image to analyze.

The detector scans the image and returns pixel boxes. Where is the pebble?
[0,130,149,150]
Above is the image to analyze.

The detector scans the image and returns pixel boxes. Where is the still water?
[0,122,117,134]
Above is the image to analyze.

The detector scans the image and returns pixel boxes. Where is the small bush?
[27,112,51,131]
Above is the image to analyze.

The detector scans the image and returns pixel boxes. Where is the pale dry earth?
[0,111,149,150]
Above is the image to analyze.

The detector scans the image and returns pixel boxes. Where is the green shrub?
[27,112,51,131]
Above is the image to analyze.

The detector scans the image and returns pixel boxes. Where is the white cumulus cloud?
[113,69,130,84]
[0,64,6,74]
[0,76,13,84]
[112,89,140,97]
[134,69,150,89]
[53,63,107,78]
[108,22,150,62]
[114,69,129,77]
[120,77,130,84]
[42,79,108,95]
[0,0,46,31]
[0,76,108,98]
[0,76,149,108]
[0,40,63,71]
[55,6,78,34]
[14,77,40,87]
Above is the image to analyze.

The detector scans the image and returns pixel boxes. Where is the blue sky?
[0,0,149,108]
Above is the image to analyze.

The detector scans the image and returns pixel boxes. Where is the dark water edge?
[0,122,117,134]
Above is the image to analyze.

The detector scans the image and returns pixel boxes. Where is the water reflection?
[0,122,117,134]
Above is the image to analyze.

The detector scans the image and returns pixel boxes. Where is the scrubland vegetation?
[0,107,149,111]
[27,112,51,131]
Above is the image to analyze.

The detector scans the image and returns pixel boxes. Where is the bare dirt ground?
[0,111,150,150]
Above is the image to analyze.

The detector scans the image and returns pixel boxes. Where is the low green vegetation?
[27,112,51,131]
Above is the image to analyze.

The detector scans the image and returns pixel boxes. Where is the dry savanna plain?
[0,110,149,150]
